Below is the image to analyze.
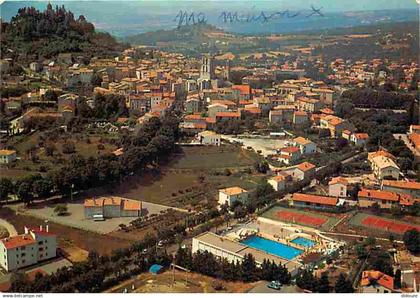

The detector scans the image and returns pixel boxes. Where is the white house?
[268,175,286,191]
[283,162,316,181]
[197,131,221,146]
[0,150,17,164]
[218,187,249,207]
[371,156,400,180]
[328,177,348,198]
[0,226,57,272]
[292,137,316,154]
[350,133,369,147]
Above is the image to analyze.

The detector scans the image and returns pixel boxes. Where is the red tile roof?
[1,234,36,249]
[296,162,316,172]
[292,193,338,206]
[382,180,420,191]
[232,85,251,95]
[215,112,241,118]
[361,271,394,290]
[358,188,402,202]
[281,146,300,154]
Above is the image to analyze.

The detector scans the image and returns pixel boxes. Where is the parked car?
[267,281,282,290]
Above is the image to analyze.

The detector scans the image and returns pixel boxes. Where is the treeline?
[0,114,179,202]
[77,93,128,121]
[296,270,354,293]
[1,4,126,60]
[335,87,416,172]
[175,247,291,283]
[341,88,415,111]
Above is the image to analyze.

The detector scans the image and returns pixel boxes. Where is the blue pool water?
[291,237,316,248]
[241,236,303,260]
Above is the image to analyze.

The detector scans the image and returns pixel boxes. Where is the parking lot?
[248,281,301,293]
[13,200,170,234]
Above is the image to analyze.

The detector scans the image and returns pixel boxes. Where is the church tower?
[200,54,215,81]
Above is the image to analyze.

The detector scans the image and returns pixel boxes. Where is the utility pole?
[70,184,74,201]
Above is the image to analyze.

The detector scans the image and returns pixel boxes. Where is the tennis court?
[361,216,420,234]
[260,205,341,231]
[276,210,327,227]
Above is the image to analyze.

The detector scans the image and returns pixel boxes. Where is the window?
[38,241,43,245]
[21,253,25,257]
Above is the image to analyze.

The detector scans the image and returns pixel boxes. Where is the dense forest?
[0,4,127,61]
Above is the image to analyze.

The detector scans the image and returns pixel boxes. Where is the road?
[0,218,17,237]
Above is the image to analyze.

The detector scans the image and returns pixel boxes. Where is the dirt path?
[0,218,17,237]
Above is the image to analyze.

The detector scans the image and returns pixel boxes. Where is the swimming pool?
[241,235,303,260]
[291,237,316,248]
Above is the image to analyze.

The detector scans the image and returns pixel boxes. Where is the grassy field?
[260,205,342,231]
[169,145,261,170]
[114,145,263,208]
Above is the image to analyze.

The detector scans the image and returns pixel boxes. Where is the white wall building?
[218,187,249,207]
[0,226,57,272]
[197,131,221,146]
[268,175,286,191]
[328,177,348,198]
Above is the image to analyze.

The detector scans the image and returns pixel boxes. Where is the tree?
[334,273,354,293]
[32,179,53,198]
[296,270,319,292]
[390,205,402,217]
[370,202,381,215]
[62,142,76,154]
[355,244,368,259]
[364,236,376,247]
[90,73,102,87]
[10,271,28,292]
[54,204,68,216]
[17,181,33,204]
[317,273,331,293]
[403,229,419,254]
[0,178,13,201]
[240,253,259,282]
[394,269,401,289]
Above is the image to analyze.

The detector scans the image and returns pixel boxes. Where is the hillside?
[125,23,229,46]
[0,4,127,62]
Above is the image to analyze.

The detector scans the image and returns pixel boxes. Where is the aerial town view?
[0,0,419,295]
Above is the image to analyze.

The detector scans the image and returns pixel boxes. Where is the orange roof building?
[84,197,142,218]
[360,271,394,293]
[292,193,338,207]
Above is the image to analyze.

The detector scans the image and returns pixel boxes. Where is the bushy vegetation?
[1,4,126,61]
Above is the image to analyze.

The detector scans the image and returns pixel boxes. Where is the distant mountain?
[125,23,227,46]
[0,4,127,62]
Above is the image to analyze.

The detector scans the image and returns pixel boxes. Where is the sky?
[0,0,418,13]
[0,0,418,36]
